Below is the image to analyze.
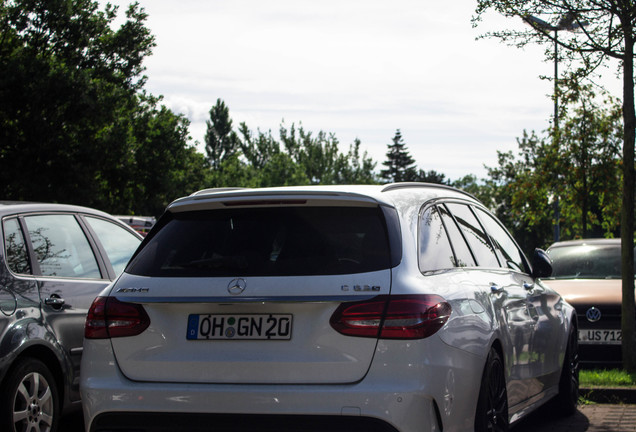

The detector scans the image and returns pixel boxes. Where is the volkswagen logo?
[227,278,247,295]
[586,307,602,323]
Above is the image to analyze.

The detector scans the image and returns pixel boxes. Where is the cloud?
[106,0,622,180]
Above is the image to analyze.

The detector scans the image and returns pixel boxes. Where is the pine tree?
[204,99,240,169]
[380,129,417,183]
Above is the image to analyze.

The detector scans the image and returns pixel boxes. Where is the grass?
[580,369,636,387]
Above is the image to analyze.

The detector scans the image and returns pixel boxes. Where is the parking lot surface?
[513,403,636,431]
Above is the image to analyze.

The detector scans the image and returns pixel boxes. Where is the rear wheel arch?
[1,343,68,408]
[475,342,509,432]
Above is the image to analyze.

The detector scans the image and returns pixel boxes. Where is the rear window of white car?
[127,206,393,276]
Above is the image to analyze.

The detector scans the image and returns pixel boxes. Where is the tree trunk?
[621,26,636,372]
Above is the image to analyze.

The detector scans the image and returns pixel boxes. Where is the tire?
[552,326,579,416]
[475,347,509,432]
[0,358,60,432]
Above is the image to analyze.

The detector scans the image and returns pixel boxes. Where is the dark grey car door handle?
[45,297,65,308]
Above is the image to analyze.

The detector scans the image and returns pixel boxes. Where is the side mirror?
[531,248,552,279]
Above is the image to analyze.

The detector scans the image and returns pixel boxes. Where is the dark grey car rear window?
[127,206,393,277]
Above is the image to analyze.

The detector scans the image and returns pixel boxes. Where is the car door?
[443,202,537,407]
[21,213,140,401]
[1,217,41,349]
[473,207,565,394]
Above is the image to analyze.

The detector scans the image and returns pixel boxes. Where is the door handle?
[45,295,65,309]
[490,284,504,294]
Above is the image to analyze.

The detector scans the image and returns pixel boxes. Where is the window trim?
[418,198,529,274]
[10,212,108,280]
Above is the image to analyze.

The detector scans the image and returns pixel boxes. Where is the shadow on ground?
[512,402,591,431]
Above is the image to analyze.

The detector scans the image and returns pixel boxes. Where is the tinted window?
[3,218,31,274]
[419,206,456,271]
[128,206,392,277]
[548,243,629,279]
[85,217,141,275]
[445,203,499,268]
[475,208,528,273]
[24,214,101,279]
[439,205,475,268]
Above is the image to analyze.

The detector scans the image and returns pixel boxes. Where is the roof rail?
[190,187,249,196]
[381,182,477,199]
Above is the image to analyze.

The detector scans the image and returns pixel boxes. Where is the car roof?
[548,238,620,250]
[169,183,479,212]
[0,201,116,219]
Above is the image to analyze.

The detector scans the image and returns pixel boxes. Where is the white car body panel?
[109,272,390,384]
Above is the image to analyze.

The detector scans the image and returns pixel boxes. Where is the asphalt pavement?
[513,387,636,432]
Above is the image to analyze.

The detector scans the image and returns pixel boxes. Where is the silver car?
[81,184,578,432]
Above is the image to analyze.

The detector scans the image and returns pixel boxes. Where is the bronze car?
[545,238,630,367]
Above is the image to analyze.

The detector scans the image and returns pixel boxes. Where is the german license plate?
[187,314,292,340]
[579,329,622,345]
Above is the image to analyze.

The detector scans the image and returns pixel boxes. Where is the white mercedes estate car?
[80,183,578,432]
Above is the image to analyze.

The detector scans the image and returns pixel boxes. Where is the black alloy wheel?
[554,326,580,415]
[475,348,509,432]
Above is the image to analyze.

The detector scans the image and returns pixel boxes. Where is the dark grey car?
[0,202,142,432]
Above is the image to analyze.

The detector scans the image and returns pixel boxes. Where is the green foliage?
[483,86,623,253]
[280,122,377,185]
[0,0,208,216]
[580,369,636,387]
[205,98,240,169]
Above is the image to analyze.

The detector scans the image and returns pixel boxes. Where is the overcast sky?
[103,0,622,180]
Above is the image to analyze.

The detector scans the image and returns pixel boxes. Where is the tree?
[204,98,240,169]
[380,129,418,183]
[474,0,636,370]
[0,0,154,206]
[279,122,376,185]
[557,78,623,238]
[0,0,206,216]
[417,169,449,185]
[339,139,378,184]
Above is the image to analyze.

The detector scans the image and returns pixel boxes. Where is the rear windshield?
[547,243,634,279]
[127,206,392,277]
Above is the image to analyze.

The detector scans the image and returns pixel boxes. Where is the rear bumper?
[81,339,482,432]
[89,412,399,432]
[579,343,622,367]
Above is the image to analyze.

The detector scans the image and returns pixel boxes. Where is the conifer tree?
[380,130,417,183]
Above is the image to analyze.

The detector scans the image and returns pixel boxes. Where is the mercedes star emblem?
[227,278,247,295]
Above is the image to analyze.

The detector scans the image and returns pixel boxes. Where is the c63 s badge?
[341,285,381,292]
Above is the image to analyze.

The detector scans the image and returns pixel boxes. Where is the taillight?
[330,294,451,340]
[85,296,150,339]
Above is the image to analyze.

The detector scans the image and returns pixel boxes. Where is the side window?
[85,216,141,275]
[419,206,456,272]
[24,214,101,279]
[475,208,528,273]
[445,203,500,268]
[3,218,31,274]
[438,205,476,267]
